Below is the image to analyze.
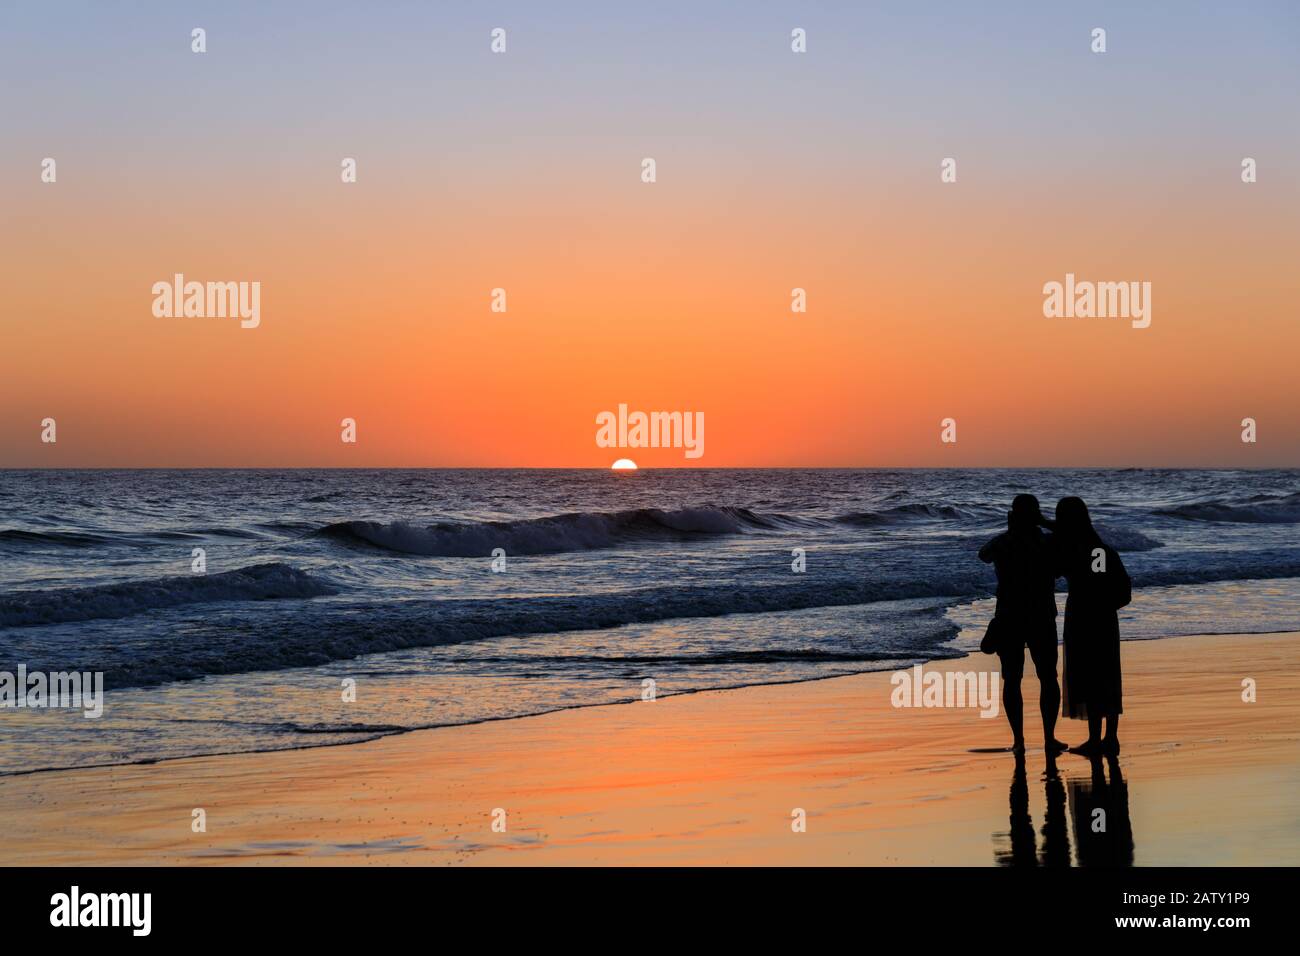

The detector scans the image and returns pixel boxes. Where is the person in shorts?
[979,494,1067,755]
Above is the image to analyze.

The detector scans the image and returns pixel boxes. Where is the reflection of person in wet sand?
[994,753,1134,866]
[993,753,1070,866]
[1069,754,1135,866]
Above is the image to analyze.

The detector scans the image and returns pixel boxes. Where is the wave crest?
[0,529,112,547]
[0,562,335,628]
[1156,492,1300,524]
[321,506,787,556]
[1093,524,1165,552]
[835,504,977,525]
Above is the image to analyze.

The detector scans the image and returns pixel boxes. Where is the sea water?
[1,468,1297,773]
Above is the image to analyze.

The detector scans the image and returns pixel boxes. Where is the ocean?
[2,468,1298,774]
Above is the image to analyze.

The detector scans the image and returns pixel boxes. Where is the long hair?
[1054,496,1103,551]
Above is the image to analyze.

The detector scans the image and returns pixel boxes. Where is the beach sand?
[1,632,1296,866]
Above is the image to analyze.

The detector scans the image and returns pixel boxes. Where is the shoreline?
[6,625,1294,781]
[1,630,1295,865]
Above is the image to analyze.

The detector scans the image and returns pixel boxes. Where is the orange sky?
[3,5,1298,468]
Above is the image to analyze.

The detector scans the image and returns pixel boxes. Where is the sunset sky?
[2,1,1298,467]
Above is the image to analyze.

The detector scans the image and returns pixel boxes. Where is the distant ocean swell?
[5,492,1293,562]
[319,506,807,556]
[316,505,1165,557]
[0,517,1176,632]
[1155,492,1300,524]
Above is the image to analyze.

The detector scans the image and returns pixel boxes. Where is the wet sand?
[1,631,1296,865]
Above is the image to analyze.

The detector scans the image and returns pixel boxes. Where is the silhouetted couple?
[979,494,1130,756]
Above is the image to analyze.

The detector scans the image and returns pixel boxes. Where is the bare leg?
[1030,640,1067,753]
[1040,671,1064,752]
[1071,714,1103,755]
[1004,677,1024,752]
[1103,715,1120,753]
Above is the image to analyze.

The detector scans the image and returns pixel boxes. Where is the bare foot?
[1047,739,1070,755]
[1070,739,1103,756]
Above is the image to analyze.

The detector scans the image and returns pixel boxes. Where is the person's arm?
[978,535,1000,564]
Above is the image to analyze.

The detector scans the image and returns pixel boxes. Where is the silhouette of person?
[995,753,1039,866]
[993,751,1072,866]
[1053,497,1129,755]
[979,494,1066,755]
[1068,754,1135,866]
[1039,753,1071,867]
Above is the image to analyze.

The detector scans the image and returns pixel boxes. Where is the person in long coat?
[1053,496,1129,755]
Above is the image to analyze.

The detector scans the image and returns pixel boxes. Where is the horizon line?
[2,464,1296,472]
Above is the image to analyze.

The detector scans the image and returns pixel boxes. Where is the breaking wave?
[320,506,794,556]
[0,563,336,628]
[1156,493,1300,524]
[1093,524,1165,552]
